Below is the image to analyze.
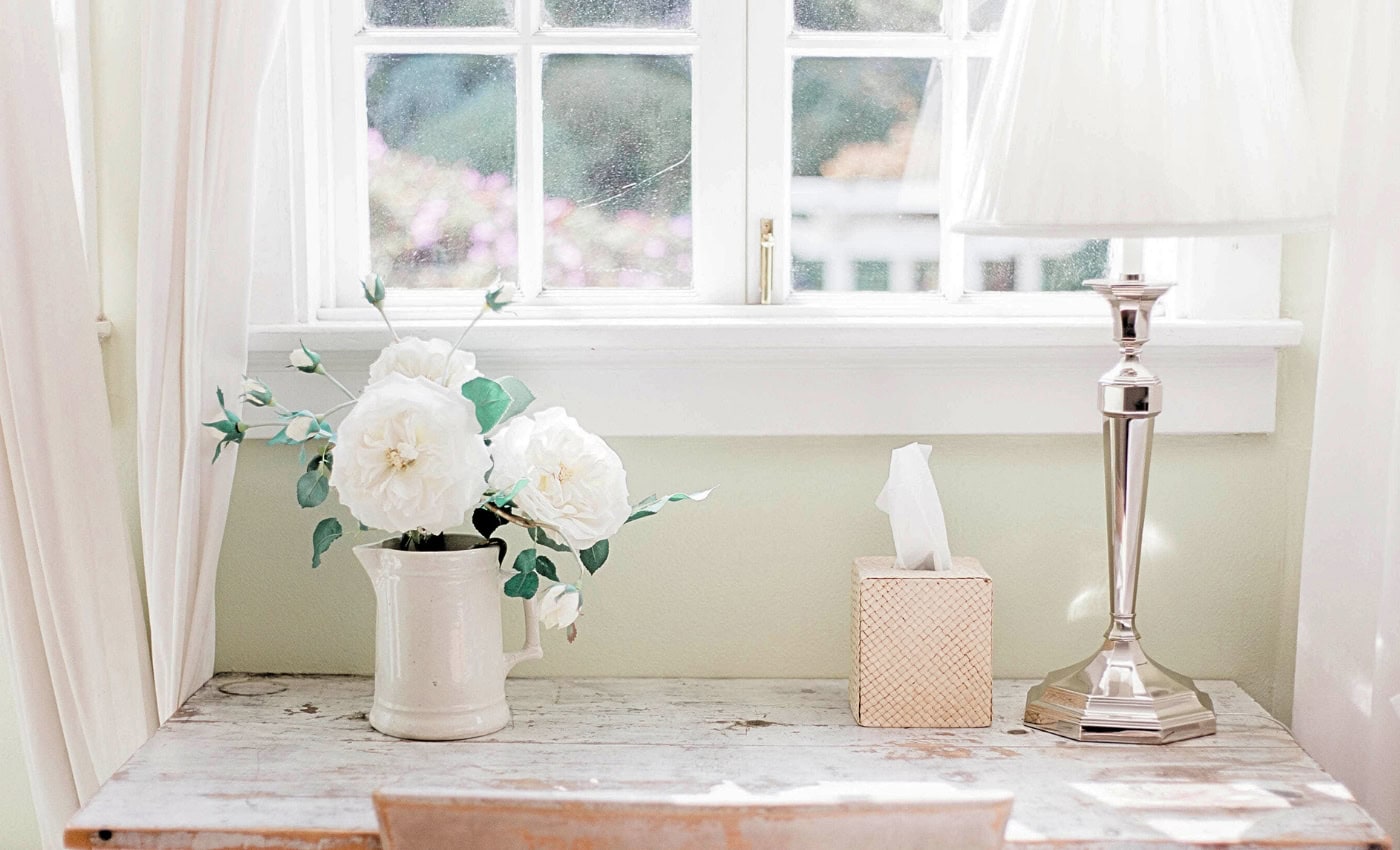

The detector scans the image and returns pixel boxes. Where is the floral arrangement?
[205,277,708,636]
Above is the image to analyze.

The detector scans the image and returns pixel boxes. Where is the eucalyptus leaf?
[490,477,529,507]
[529,527,570,552]
[472,506,505,539]
[625,488,715,524]
[503,571,539,599]
[462,377,512,432]
[311,517,343,569]
[511,547,538,574]
[496,376,535,422]
[296,470,330,508]
[580,539,609,574]
[535,555,559,582]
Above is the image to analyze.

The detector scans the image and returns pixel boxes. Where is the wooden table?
[66,675,1389,849]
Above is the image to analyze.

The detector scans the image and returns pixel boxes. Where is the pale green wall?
[0,2,1348,847]
[219,431,1310,705]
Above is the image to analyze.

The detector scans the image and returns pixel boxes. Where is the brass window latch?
[758,218,775,305]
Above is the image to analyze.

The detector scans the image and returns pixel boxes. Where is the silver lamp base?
[1023,277,1216,745]
[1024,636,1215,744]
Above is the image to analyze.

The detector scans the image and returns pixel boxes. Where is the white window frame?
[246,0,1303,437]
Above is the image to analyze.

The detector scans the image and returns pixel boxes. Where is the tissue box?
[849,556,993,728]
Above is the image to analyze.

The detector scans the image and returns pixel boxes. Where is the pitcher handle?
[504,593,543,673]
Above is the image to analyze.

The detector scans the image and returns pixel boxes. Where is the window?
[252,0,1300,437]
[321,0,1122,311]
[325,0,745,307]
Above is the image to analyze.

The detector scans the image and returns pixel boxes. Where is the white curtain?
[136,2,291,722]
[1292,0,1400,839]
[0,0,158,845]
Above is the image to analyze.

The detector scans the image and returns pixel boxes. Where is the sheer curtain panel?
[136,0,291,721]
[1292,0,1400,838]
[0,0,158,845]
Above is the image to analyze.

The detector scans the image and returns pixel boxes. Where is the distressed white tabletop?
[66,676,1389,850]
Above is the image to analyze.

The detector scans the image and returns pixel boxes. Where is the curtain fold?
[0,0,158,845]
[1292,0,1400,839]
[136,1,290,721]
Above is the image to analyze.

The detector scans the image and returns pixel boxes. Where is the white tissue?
[875,443,953,571]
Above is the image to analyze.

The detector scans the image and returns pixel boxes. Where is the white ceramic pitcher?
[355,534,542,741]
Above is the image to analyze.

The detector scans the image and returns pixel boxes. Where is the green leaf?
[361,274,386,306]
[511,548,538,574]
[472,506,505,539]
[626,488,715,523]
[580,539,609,574]
[306,450,333,474]
[462,377,512,432]
[311,517,343,569]
[296,470,330,508]
[535,555,559,582]
[204,386,246,463]
[530,527,570,552]
[490,477,529,507]
[496,376,535,422]
[503,571,539,599]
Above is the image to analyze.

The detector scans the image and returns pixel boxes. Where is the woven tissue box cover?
[849,556,993,728]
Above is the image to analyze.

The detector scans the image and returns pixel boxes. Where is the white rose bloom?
[288,347,316,369]
[368,336,481,390]
[489,407,630,549]
[330,373,491,534]
[539,584,582,630]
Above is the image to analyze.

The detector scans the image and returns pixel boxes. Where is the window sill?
[246,316,1302,436]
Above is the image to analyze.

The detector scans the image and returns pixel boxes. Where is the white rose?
[288,347,317,370]
[539,584,582,630]
[368,336,481,390]
[330,373,491,534]
[488,407,630,549]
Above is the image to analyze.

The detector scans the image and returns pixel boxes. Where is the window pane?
[542,55,692,289]
[794,0,943,33]
[791,57,940,293]
[967,0,1006,31]
[543,0,690,28]
[366,54,517,289]
[964,239,1110,292]
[366,0,512,28]
[960,55,1104,292]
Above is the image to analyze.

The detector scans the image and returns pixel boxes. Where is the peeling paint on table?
[65,676,1391,850]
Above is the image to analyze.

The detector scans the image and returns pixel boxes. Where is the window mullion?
[940,35,968,304]
[746,0,791,304]
[517,33,545,297]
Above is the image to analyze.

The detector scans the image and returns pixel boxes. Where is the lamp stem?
[1021,276,1215,744]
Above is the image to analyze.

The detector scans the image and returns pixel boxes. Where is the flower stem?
[441,303,490,386]
[321,370,358,402]
[374,304,401,343]
[483,504,587,586]
[318,398,358,420]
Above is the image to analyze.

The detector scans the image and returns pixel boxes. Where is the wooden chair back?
[375,784,1012,850]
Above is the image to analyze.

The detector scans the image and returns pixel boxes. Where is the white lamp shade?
[957,0,1330,237]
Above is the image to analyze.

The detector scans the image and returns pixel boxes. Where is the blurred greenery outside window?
[356,0,1108,297]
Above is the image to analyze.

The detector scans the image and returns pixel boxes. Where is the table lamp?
[956,0,1328,743]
